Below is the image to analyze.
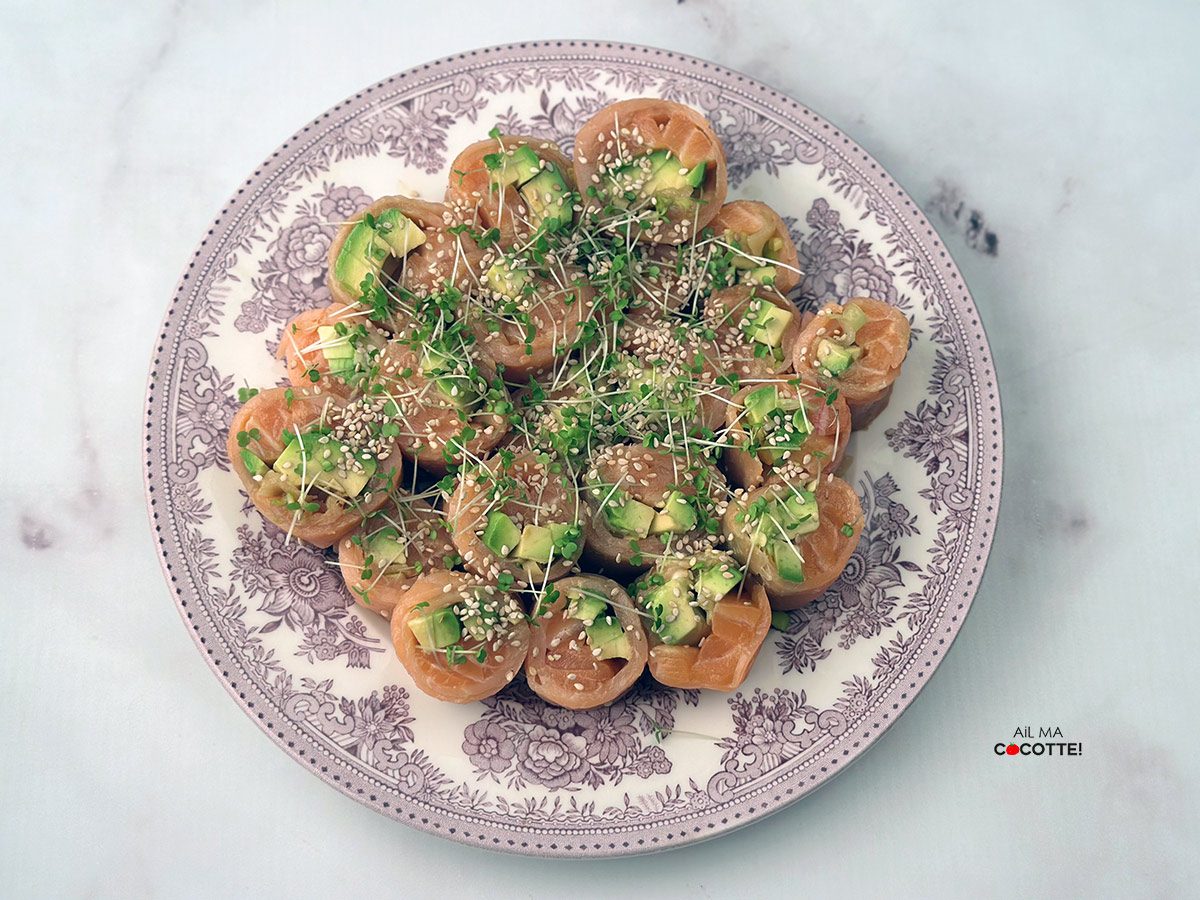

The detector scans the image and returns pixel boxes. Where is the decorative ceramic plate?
[144,41,1001,857]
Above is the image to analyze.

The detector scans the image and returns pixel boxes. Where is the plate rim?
[143,38,1003,858]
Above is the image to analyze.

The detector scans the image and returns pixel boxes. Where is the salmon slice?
[581,444,724,577]
[792,297,910,429]
[227,386,401,548]
[723,475,864,609]
[723,378,851,489]
[705,200,802,294]
[446,450,582,587]
[390,571,530,703]
[573,98,728,244]
[276,305,388,397]
[372,339,510,475]
[336,496,456,619]
[326,195,485,309]
[646,576,771,692]
[444,134,576,248]
[469,263,599,383]
[525,575,648,710]
[702,286,803,380]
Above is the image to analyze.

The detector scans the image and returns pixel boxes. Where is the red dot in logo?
[1006,744,1019,755]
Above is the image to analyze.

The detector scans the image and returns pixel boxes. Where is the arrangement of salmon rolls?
[227,386,401,548]
[446,449,583,586]
[277,305,388,396]
[525,575,648,710]
[792,298,911,428]
[632,551,770,692]
[574,98,728,244]
[445,133,577,246]
[723,378,852,489]
[581,443,725,576]
[226,96,914,710]
[722,476,864,608]
[705,200,802,293]
[336,495,457,619]
[327,195,484,311]
[701,285,803,380]
[390,571,530,703]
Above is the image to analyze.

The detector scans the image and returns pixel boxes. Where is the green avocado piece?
[585,614,633,661]
[373,209,426,258]
[315,325,356,377]
[240,449,268,477]
[642,149,694,197]
[481,511,521,557]
[744,266,777,286]
[604,496,656,539]
[519,165,572,231]
[548,523,580,560]
[685,161,707,188]
[566,591,608,625]
[839,302,869,342]
[743,385,779,424]
[365,529,415,576]
[649,490,697,536]
[272,432,376,498]
[779,490,820,538]
[771,540,806,584]
[754,306,793,348]
[421,347,479,410]
[333,220,389,294]
[408,607,462,651]
[817,338,862,375]
[695,563,743,613]
[485,259,530,298]
[643,572,708,646]
[488,144,541,187]
[515,524,555,563]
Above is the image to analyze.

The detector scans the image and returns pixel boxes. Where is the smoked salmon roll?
[792,298,911,429]
[445,133,577,246]
[446,449,583,587]
[373,335,511,475]
[277,305,388,397]
[227,386,401,548]
[705,200,802,294]
[502,365,602,460]
[573,98,728,245]
[633,551,770,692]
[525,575,648,710]
[581,443,725,576]
[336,495,457,619]
[723,378,851,489]
[722,476,864,609]
[390,571,530,703]
[327,195,484,311]
[468,256,599,382]
[701,285,803,380]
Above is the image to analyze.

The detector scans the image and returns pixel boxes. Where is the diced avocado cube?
[750,305,793,348]
[585,614,633,661]
[642,150,693,197]
[408,607,462,651]
[488,145,541,187]
[566,591,608,625]
[743,385,779,424]
[695,563,743,612]
[272,432,376,499]
[433,375,478,410]
[771,540,806,584]
[744,266,777,286]
[373,209,426,258]
[518,165,573,231]
[515,524,555,563]
[241,449,268,477]
[780,490,820,537]
[604,496,656,539]
[548,522,580,560]
[485,259,530,298]
[839,302,869,342]
[366,530,408,574]
[685,161,706,188]
[817,338,862,375]
[420,346,454,376]
[481,511,521,557]
[333,220,389,293]
[643,573,708,646]
[649,490,697,536]
[316,325,356,377]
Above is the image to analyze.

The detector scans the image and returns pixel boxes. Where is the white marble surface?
[2,0,1198,896]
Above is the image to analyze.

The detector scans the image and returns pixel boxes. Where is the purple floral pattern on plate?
[144,42,1001,857]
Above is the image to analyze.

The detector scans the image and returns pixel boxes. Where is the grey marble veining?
[2,0,1198,896]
